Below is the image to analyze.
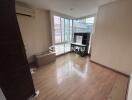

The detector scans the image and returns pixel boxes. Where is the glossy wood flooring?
[32,53,129,100]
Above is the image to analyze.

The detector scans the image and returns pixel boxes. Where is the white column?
[127,75,132,100]
[0,89,6,100]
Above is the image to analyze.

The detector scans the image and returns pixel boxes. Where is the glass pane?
[54,16,73,55]
[54,16,61,44]
[70,20,73,42]
[64,43,71,53]
[86,17,95,33]
[64,19,71,53]
[55,44,65,55]
[73,17,95,33]
[61,18,65,43]
[64,19,70,42]
[86,17,95,23]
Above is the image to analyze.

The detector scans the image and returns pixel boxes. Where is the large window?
[54,16,73,55]
[53,15,95,55]
[54,16,95,44]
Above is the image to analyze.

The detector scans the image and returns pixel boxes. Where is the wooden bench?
[34,52,56,67]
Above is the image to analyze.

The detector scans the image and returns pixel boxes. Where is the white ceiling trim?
[16,0,117,18]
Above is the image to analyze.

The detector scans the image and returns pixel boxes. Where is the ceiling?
[16,0,116,18]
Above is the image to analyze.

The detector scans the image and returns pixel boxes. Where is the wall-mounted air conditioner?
[16,1,35,17]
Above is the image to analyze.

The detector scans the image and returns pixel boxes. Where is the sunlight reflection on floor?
[57,61,89,84]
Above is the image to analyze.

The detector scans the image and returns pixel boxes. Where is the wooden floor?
[32,53,129,100]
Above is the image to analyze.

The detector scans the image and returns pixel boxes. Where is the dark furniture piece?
[71,33,90,56]
[0,0,36,100]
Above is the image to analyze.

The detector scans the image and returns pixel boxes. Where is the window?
[73,17,95,33]
[54,16,73,44]
[54,16,61,43]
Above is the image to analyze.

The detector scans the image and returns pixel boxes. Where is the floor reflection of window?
[57,62,73,84]
[57,61,88,84]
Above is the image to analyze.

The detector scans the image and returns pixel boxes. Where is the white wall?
[91,0,132,75]
[17,9,52,62]
[0,89,6,100]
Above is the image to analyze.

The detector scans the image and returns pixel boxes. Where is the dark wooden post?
[0,0,36,100]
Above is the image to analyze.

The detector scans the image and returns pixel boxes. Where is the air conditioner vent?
[16,1,35,17]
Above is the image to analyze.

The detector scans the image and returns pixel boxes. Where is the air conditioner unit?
[16,1,35,17]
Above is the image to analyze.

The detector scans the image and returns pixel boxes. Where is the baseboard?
[90,60,130,100]
[56,51,71,57]
[90,60,130,78]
